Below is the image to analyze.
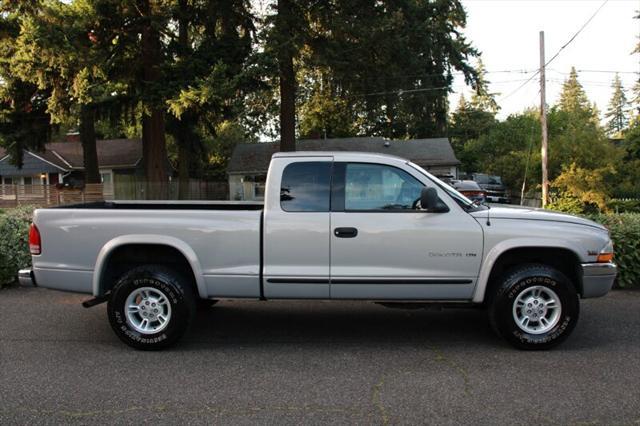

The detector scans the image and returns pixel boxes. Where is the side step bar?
[82,293,110,309]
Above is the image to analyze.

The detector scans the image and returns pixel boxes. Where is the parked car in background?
[452,180,486,204]
[469,173,510,204]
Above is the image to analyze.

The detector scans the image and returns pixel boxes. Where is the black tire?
[107,265,196,350]
[489,264,579,350]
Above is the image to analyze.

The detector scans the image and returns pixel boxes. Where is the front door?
[329,162,483,300]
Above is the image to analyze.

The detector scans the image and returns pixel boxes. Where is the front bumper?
[18,269,37,287]
[581,262,616,298]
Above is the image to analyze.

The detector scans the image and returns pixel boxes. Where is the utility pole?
[539,31,549,208]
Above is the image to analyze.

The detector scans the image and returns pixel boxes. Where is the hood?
[470,206,607,231]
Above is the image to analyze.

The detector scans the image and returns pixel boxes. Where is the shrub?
[589,213,640,288]
[548,163,613,214]
[547,196,587,215]
[607,199,640,214]
[0,206,34,287]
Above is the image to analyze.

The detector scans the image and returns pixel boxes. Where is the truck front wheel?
[489,264,579,350]
[107,265,196,350]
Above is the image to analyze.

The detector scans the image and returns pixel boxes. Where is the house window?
[3,177,12,185]
[100,171,113,185]
[241,174,266,200]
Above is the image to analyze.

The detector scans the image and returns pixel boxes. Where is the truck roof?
[272,151,408,163]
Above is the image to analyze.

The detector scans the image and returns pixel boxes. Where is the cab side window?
[344,163,423,211]
[280,162,332,212]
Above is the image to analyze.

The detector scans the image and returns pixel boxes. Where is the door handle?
[334,227,358,238]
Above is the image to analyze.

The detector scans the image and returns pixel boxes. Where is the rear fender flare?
[92,234,206,298]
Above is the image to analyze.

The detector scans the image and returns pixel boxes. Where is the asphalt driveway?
[1,286,639,425]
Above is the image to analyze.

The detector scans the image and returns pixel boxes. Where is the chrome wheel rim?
[512,286,561,334]
[125,287,172,335]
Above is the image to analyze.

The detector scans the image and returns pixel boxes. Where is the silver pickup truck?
[21,152,617,350]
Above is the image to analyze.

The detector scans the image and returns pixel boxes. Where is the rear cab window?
[280,162,332,212]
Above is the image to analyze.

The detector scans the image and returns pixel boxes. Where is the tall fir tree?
[632,11,640,117]
[0,2,52,167]
[165,0,257,194]
[11,0,126,184]
[558,67,593,115]
[263,0,311,151]
[293,0,478,140]
[470,59,499,114]
[604,73,629,135]
[632,79,640,116]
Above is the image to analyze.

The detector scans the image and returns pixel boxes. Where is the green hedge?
[589,213,640,288]
[0,206,34,287]
[607,199,640,214]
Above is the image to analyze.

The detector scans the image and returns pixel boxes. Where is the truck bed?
[56,200,264,211]
[32,205,263,298]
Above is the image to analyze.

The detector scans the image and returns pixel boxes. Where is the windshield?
[473,174,489,184]
[475,174,502,185]
[406,162,481,210]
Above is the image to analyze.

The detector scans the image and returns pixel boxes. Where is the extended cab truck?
[21,152,617,350]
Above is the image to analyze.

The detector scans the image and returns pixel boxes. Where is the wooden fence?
[113,180,229,201]
[0,184,111,207]
[0,180,229,208]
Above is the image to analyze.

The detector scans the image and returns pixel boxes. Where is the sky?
[451,0,639,120]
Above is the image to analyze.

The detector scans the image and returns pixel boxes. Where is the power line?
[497,0,609,103]
[355,78,536,98]
[361,86,451,97]
[496,72,541,103]
[553,69,639,75]
[545,0,609,66]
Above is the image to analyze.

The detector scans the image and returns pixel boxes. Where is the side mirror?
[420,187,449,213]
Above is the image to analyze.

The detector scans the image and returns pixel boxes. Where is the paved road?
[1,286,639,425]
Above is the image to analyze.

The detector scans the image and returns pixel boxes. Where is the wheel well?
[98,244,199,297]
[485,247,582,302]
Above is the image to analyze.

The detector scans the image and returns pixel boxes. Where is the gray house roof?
[0,139,142,177]
[0,150,66,177]
[227,137,460,174]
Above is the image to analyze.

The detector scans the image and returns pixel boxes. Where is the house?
[0,139,144,188]
[227,137,461,201]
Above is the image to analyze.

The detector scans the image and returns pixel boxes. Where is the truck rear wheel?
[489,264,579,350]
[107,265,196,350]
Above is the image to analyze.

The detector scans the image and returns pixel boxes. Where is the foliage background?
[0,206,34,287]
[588,213,640,289]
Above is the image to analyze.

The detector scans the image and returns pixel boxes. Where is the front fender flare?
[472,238,584,303]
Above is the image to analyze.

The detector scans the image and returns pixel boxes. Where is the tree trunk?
[178,140,189,199]
[140,0,167,198]
[277,0,296,152]
[142,111,167,198]
[177,0,190,199]
[79,104,100,184]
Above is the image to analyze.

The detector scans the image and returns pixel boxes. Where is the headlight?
[597,240,614,263]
